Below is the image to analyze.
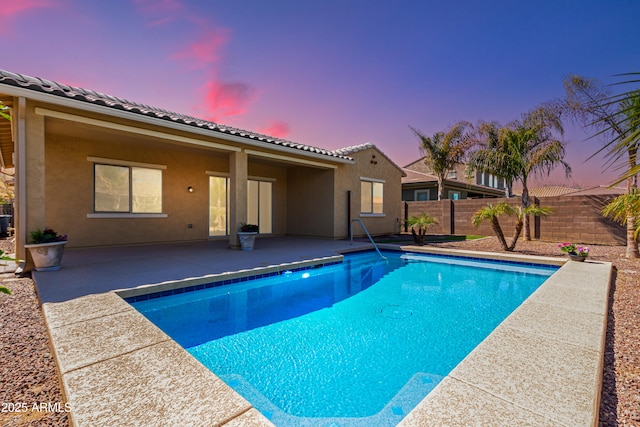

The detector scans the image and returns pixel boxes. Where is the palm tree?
[563,75,640,258]
[405,213,438,245]
[472,203,552,251]
[602,189,640,242]
[468,105,571,240]
[410,121,474,200]
[468,121,519,198]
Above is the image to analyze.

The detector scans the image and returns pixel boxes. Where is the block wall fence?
[403,195,626,245]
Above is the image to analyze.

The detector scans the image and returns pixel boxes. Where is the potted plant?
[25,228,68,271]
[558,242,590,262]
[405,213,438,245]
[237,223,259,251]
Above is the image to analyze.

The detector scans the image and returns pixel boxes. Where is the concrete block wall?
[405,195,625,245]
[538,195,625,245]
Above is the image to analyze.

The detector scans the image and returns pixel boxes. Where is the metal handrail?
[350,219,386,259]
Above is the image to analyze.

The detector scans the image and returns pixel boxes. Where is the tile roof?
[527,186,580,198]
[401,168,438,183]
[331,142,375,156]
[0,69,354,162]
[564,186,626,196]
[523,185,626,198]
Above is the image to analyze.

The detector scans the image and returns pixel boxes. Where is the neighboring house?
[0,70,404,263]
[402,158,505,201]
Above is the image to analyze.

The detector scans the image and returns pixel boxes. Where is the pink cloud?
[202,80,257,122]
[0,0,51,19]
[258,121,290,138]
[171,29,230,69]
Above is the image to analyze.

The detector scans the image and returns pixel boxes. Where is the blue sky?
[2,0,639,186]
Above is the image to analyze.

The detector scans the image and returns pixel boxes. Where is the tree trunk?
[522,183,531,241]
[491,217,509,251]
[437,177,445,201]
[625,215,640,258]
[411,228,425,245]
[625,153,639,258]
[507,219,524,251]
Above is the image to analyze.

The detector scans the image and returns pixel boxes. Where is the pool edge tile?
[220,408,275,427]
[49,309,171,375]
[62,340,252,427]
[398,376,558,427]
[43,292,133,329]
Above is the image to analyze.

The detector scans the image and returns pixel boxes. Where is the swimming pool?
[130,250,557,426]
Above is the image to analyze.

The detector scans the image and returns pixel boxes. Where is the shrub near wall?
[404,195,625,245]
[404,201,450,235]
[451,198,521,237]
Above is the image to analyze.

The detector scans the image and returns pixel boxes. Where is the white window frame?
[360,177,385,217]
[87,157,167,218]
[414,189,430,201]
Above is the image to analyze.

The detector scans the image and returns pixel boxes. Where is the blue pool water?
[130,251,557,426]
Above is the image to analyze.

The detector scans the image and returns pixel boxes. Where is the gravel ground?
[0,237,638,426]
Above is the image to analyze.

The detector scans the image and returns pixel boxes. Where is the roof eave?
[0,83,355,166]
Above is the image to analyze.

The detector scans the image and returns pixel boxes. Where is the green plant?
[472,202,552,251]
[405,213,438,245]
[558,242,590,256]
[29,228,67,244]
[239,223,259,233]
[0,249,15,295]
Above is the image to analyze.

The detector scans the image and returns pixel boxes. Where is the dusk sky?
[2,0,639,187]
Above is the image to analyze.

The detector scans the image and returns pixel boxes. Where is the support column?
[15,98,46,262]
[229,150,248,249]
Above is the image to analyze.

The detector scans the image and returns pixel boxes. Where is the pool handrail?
[350,219,386,259]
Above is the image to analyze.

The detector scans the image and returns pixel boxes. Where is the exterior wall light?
[187,186,194,193]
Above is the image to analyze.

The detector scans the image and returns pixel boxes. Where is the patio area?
[33,237,372,303]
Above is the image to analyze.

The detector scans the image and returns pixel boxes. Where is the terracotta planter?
[25,241,67,271]
[237,232,258,250]
[569,254,587,262]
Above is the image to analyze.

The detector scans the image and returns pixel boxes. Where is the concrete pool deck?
[33,238,612,426]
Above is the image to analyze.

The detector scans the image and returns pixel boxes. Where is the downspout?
[346,190,351,238]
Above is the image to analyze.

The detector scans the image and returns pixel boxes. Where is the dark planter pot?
[569,254,587,262]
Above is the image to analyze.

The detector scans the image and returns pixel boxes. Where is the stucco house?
[402,158,505,201]
[0,70,404,264]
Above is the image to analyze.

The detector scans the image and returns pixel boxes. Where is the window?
[94,163,163,213]
[209,176,229,236]
[248,180,273,234]
[448,191,460,200]
[448,170,457,179]
[414,190,430,201]
[361,179,384,214]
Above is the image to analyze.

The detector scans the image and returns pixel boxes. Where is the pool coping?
[40,248,611,427]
